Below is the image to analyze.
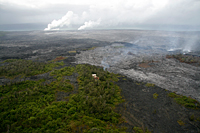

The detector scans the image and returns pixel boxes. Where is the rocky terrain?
[76,44,200,102]
[0,30,200,132]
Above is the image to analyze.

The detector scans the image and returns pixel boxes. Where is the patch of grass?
[145,83,155,87]
[136,83,141,85]
[133,127,143,133]
[153,93,158,99]
[68,50,76,53]
[168,92,177,98]
[168,92,200,109]
[122,78,127,80]
[53,56,67,62]
[87,47,97,50]
[177,120,185,126]
[133,127,151,133]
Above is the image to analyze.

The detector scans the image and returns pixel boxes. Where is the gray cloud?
[0,3,89,24]
[147,0,200,25]
[0,0,199,30]
[43,0,200,30]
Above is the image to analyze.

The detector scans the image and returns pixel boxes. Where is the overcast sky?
[0,0,200,30]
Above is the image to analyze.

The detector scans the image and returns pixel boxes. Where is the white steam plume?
[183,35,200,52]
[78,19,101,30]
[44,11,78,31]
[44,0,164,31]
[44,0,200,31]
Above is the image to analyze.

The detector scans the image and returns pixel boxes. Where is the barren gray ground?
[1,30,200,100]
[76,44,200,102]
[0,30,200,132]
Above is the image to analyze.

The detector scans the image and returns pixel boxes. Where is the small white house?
[92,74,97,78]
[92,74,99,80]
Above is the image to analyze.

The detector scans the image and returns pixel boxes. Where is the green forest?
[1,57,199,133]
[0,59,126,132]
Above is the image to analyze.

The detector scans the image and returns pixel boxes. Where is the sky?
[0,0,200,31]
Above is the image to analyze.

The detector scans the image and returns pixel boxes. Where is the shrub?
[145,83,155,87]
[68,51,76,53]
[133,127,151,133]
[189,114,194,121]
[168,92,177,98]
[177,120,185,126]
[153,93,158,99]
[168,92,200,109]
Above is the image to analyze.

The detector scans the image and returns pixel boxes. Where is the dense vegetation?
[50,66,75,80]
[0,59,125,132]
[2,58,199,132]
[0,74,74,133]
[168,92,200,109]
[0,59,64,78]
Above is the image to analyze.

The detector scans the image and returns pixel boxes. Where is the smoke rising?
[183,35,200,52]
[44,11,79,31]
[166,33,200,53]
[44,0,200,31]
[78,19,101,30]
